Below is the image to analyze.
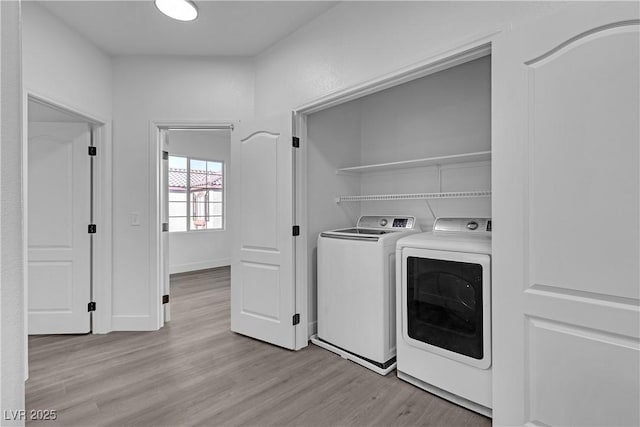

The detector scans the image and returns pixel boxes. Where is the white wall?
[112,56,253,330]
[255,1,573,116]
[357,55,491,229]
[22,2,112,120]
[168,129,231,274]
[1,0,25,422]
[306,100,363,331]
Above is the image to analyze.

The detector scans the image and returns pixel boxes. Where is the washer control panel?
[357,215,417,230]
[434,217,492,233]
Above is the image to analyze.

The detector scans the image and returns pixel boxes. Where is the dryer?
[396,218,492,416]
[313,215,420,375]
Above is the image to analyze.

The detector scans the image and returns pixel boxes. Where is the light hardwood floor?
[26,267,491,426]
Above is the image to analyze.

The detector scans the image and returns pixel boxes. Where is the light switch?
[131,212,140,226]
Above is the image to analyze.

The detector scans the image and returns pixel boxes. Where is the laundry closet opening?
[298,53,492,337]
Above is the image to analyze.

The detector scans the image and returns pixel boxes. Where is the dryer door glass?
[406,257,483,359]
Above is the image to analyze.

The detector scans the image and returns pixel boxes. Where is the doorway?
[26,96,110,335]
[152,123,233,325]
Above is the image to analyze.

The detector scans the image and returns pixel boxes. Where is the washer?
[395,217,492,416]
[312,215,420,375]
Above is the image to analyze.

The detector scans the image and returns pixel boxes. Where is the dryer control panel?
[434,217,492,233]
[356,215,417,230]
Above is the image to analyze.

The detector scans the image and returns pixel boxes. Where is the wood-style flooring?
[26,266,491,426]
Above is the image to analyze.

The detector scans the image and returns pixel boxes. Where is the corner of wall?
[1,0,26,418]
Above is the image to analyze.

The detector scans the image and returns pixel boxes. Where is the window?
[168,155,224,232]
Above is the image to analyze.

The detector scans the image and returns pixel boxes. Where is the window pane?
[169,155,186,169]
[189,190,207,202]
[190,159,206,173]
[169,217,187,232]
[207,162,223,189]
[191,201,207,219]
[208,202,222,216]
[191,215,208,230]
[169,201,186,217]
[206,216,223,230]
[180,157,225,233]
[169,191,186,202]
[168,168,187,193]
[210,170,222,188]
[207,161,223,174]
[190,169,207,190]
[208,190,222,202]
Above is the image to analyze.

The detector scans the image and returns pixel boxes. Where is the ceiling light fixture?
[154,0,198,22]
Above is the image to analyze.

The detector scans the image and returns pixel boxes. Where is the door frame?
[149,120,235,329]
[22,91,113,335]
[292,29,501,341]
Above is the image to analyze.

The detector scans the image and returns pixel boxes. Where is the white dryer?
[313,215,420,375]
[396,218,492,417]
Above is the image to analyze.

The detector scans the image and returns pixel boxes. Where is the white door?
[493,4,639,426]
[28,123,92,334]
[230,116,297,349]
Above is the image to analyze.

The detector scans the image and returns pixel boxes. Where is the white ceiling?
[38,1,339,57]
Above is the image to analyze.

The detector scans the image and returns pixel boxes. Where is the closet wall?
[305,56,491,333]
[306,101,362,328]
[357,56,491,228]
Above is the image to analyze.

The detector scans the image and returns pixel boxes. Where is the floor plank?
[26,266,491,426]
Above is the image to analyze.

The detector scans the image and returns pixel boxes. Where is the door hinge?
[88,301,96,312]
[292,136,300,148]
[292,225,300,236]
[162,150,169,160]
[88,146,97,156]
[292,313,300,325]
[162,295,169,304]
[88,224,97,234]
[162,223,169,232]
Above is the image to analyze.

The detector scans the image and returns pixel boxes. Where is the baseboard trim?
[169,258,231,275]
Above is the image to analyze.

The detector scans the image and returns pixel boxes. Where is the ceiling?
[38,1,339,57]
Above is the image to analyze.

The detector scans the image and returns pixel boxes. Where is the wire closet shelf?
[336,190,492,204]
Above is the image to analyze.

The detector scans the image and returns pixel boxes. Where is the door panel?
[241,262,281,320]
[528,26,639,300]
[28,123,91,334]
[28,262,73,310]
[240,132,279,250]
[493,5,640,426]
[527,318,639,426]
[28,137,74,248]
[231,116,297,349]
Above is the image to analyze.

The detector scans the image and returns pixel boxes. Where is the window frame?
[168,155,225,233]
